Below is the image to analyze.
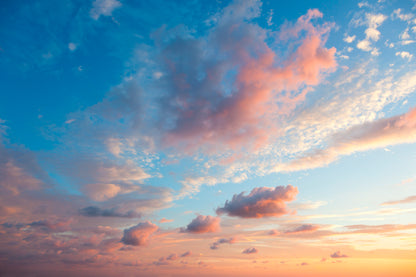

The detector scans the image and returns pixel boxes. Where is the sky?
[0,0,416,276]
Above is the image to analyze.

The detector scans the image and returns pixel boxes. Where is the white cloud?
[355,13,387,53]
[392,9,414,22]
[357,40,372,51]
[396,51,413,61]
[399,28,410,40]
[344,35,356,43]
[90,0,122,20]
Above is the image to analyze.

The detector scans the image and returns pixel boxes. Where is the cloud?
[83,183,122,202]
[278,107,416,172]
[28,219,72,233]
[356,13,387,54]
[166,254,178,261]
[68,43,77,51]
[330,251,349,258]
[345,224,416,234]
[216,185,298,218]
[382,195,416,206]
[90,0,122,20]
[79,206,141,218]
[121,221,158,246]
[152,2,336,153]
[396,51,413,61]
[181,215,220,233]
[159,218,173,223]
[242,247,258,254]
[284,224,320,234]
[210,237,237,250]
[180,251,192,257]
[344,35,356,43]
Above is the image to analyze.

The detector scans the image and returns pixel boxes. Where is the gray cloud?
[216,185,298,218]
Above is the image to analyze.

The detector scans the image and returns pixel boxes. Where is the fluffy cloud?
[121,221,158,246]
[152,2,336,153]
[181,215,220,233]
[396,51,413,61]
[242,247,258,254]
[356,13,387,54]
[90,0,121,20]
[216,185,298,218]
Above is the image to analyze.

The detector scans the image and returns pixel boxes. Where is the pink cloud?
[216,185,298,218]
[382,195,416,205]
[181,215,220,233]
[155,2,336,153]
[121,221,158,246]
[280,107,416,172]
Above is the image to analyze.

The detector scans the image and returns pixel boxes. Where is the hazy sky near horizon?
[1,0,416,276]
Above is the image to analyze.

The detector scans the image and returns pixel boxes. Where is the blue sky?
[1,0,416,276]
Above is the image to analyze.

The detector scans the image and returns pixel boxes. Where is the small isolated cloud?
[159,218,173,223]
[382,195,416,205]
[166,254,178,261]
[344,35,356,43]
[210,237,237,250]
[268,229,279,236]
[242,247,258,254]
[396,51,413,61]
[121,221,158,246]
[79,206,141,218]
[301,262,309,266]
[357,39,372,51]
[68,43,77,51]
[90,0,122,20]
[284,224,320,234]
[330,251,349,258]
[216,185,298,218]
[180,251,192,257]
[181,215,220,234]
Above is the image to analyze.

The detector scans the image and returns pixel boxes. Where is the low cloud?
[79,206,141,218]
[242,247,258,254]
[121,221,158,246]
[284,224,320,234]
[210,237,237,250]
[330,251,349,258]
[181,215,220,234]
[216,185,298,218]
